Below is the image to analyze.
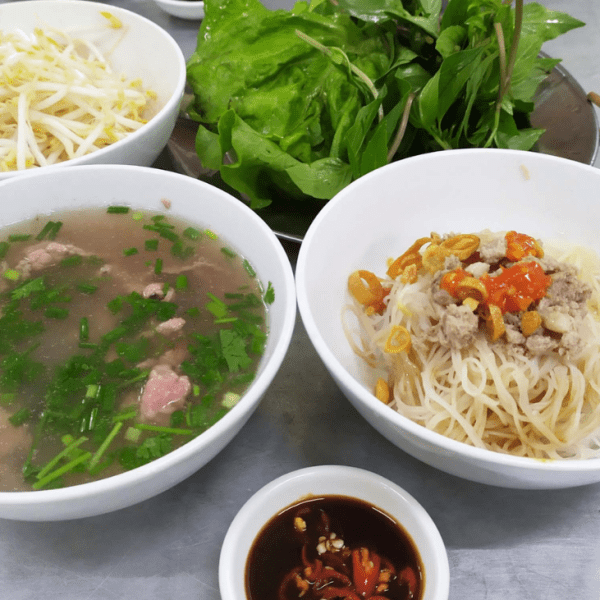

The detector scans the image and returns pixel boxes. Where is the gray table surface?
[1,0,600,599]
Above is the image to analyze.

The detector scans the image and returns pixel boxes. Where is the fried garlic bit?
[387,233,480,279]
[0,19,154,172]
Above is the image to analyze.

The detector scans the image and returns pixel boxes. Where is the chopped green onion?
[76,283,98,294]
[133,424,194,436]
[123,247,138,256]
[0,242,9,259]
[3,269,19,281]
[80,317,89,341]
[33,451,92,490]
[175,275,188,290]
[9,234,31,242]
[183,227,201,240]
[36,436,88,481]
[243,259,256,277]
[113,406,138,422]
[145,239,159,251]
[60,255,83,267]
[107,206,129,214]
[221,247,237,258]
[88,421,123,470]
[125,426,142,443]
[78,342,99,350]
[222,392,241,409]
[45,307,69,319]
[154,258,163,275]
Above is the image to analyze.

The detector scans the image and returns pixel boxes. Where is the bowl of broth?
[219,465,449,600]
[0,164,296,520]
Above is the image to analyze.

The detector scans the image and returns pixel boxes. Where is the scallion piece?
[123,247,138,256]
[76,283,98,294]
[45,307,69,319]
[133,424,194,436]
[88,421,123,470]
[154,258,163,275]
[183,227,201,240]
[175,275,188,290]
[3,269,19,281]
[33,451,92,490]
[221,247,237,258]
[9,234,31,242]
[107,206,129,214]
[0,241,9,259]
[36,436,88,481]
[80,317,89,341]
[243,259,256,277]
[145,239,159,251]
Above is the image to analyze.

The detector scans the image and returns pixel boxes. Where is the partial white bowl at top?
[0,0,186,180]
[296,148,600,490]
[152,0,205,21]
[220,465,449,600]
[0,164,296,521]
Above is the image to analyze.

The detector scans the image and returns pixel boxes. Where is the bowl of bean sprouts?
[0,0,186,179]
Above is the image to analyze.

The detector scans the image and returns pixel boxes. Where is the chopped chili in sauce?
[440,231,552,315]
[245,496,424,600]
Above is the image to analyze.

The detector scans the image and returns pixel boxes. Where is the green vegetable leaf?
[220,329,252,372]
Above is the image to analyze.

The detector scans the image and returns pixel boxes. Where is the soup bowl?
[0,164,296,520]
[296,148,600,490]
[220,465,449,600]
[0,0,186,180]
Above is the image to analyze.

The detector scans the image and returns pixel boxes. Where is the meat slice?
[156,317,185,336]
[15,242,88,278]
[140,365,191,420]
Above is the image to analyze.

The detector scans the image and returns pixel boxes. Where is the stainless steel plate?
[161,60,599,243]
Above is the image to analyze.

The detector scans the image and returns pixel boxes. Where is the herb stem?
[295,29,383,121]
[88,421,123,470]
[134,424,194,436]
[33,451,92,490]
[387,92,416,163]
[36,435,88,480]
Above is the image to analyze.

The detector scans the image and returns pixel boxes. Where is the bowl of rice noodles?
[296,148,600,489]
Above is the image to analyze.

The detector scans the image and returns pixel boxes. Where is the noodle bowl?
[344,231,600,460]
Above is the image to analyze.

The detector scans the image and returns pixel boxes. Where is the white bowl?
[219,465,449,600]
[152,0,205,20]
[296,148,600,490]
[0,0,186,180]
[0,164,296,520]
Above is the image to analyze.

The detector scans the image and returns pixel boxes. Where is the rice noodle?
[344,234,600,459]
[0,14,155,172]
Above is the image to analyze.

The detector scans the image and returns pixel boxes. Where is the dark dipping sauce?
[246,495,424,600]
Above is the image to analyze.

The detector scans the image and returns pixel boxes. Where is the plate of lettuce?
[185,0,598,240]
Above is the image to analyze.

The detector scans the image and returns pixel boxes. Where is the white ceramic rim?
[0,0,187,178]
[154,0,204,8]
[219,465,450,600]
[295,148,600,478]
[0,164,297,511]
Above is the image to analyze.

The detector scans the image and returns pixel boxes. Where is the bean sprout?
[0,13,156,172]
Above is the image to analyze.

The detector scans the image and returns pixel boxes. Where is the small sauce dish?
[219,465,449,600]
